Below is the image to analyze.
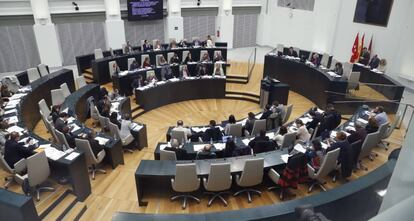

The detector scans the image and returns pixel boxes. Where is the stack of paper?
[345,126,356,131]
[5,116,18,124]
[299,117,313,124]
[281,154,290,163]
[192,127,208,133]
[67,117,76,124]
[6,125,25,134]
[69,124,81,133]
[131,123,143,131]
[193,144,206,152]
[65,152,80,161]
[4,109,17,115]
[327,71,340,78]
[159,143,171,150]
[357,118,368,125]
[266,132,275,138]
[43,146,66,161]
[95,137,109,145]
[9,93,27,100]
[214,143,226,150]
[321,142,329,150]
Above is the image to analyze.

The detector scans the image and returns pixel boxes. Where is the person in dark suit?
[244,112,257,135]
[197,64,207,76]
[203,120,223,142]
[248,130,270,149]
[359,47,371,65]
[223,138,237,158]
[260,104,273,120]
[369,54,380,69]
[85,130,104,158]
[327,131,351,165]
[97,96,111,118]
[183,52,193,64]
[310,53,321,66]
[164,139,188,160]
[318,104,341,138]
[179,39,188,48]
[200,53,210,62]
[196,144,216,159]
[131,75,144,89]
[110,112,121,129]
[252,140,277,154]
[50,104,61,124]
[285,47,298,57]
[129,60,140,71]
[333,62,344,76]
[54,112,70,132]
[169,53,180,64]
[142,40,152,52]
[62,126,76,149]
[347,122,367,144]
[4,132,36,168]
[306,109,322,131]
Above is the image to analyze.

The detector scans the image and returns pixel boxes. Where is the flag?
[358,33,365,62]
[350,33,359,63]
[368,35,373,54]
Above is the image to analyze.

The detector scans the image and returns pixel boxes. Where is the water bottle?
[210,138,213,144]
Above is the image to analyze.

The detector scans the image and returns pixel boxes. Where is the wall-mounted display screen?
[127,0,163,21]
[353,0,394,27]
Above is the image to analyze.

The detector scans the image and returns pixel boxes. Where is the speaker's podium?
[260,77,290,108]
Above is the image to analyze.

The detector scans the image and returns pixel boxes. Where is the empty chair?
[347,72,361,91]
[280,132,296,149]
[377,122,390,150]
[108,61,117,78]
[228,124,243,137]
[267,168,288,200]
[25,152,55,201]
[51,89,65,106]
[141,54,150,66]
[160,149,177,161]
[76,76,87,89]
[127,58,136,70]
[37,64,49,77]
[171,130,187,145]
[342,62,353,79]
[276,44,284,53]
[54,129,71,151]
[307,148,340,192]
[89,103,99,127]
[155,54,164,66]
[60,83,71,98]
[282,104,293,124]
[203,163,232,206]
[41,113,59,142]
[182,51,189,63]
[75,138,106,180]
[108,121,135,153]
[0,156,25,189]
[171,163,200,209]
[251,119,267,136]
[234,158,264,203]
[380,114,401,148]
[293,47,300,57]
[200,50,208,61]
[358,131,381,170]
[330,58,339,69]
[94,48,104,59]
[320,53,330,67]
[167,52,174,63]
[98,114,109,132]
[27,68,41,83]
[38,99,51,119]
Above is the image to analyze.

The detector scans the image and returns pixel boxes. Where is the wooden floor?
[0,61,405,220]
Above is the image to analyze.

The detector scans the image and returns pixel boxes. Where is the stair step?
[225,94,260,104]
[42,192,77,221]
[132,108,146,119]
[226,91,260,98]
[36,187,68,218]
[61,202,87,221]
[226,74,248,80]
[84,68,93,74]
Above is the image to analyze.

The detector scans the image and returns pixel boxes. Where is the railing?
[246,47,257,83]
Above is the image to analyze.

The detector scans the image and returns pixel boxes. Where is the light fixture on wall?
[72,2,79,11]
[197,0,201,7]
[223,0,231,16]
[286,2,295,18]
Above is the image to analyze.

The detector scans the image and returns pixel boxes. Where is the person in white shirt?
[224,115,236,135]
[206,35,214,48]
[273,125,288,146]
[372,106,388,125]
[172,120,192,138]
[295,119,310,143]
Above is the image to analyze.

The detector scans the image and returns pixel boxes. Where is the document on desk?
[69,124,81,133]
[65,152,80,161]
[169,78,180,82]
[192,127,207,133]
[43,146,66,161]
[330,131,337,138]
[242,138,252,146]
[61,108,69,114]
[193,144,206,152]
[20,137,39,147]
[4,108,17,115]
[159,143,171,150]
[299,117,313,124]
[131,123,143,131]
[67,117,76,124]
[357,118,368,125]
[5,103,18,109]
[345,126,355,131]
[281,154,290,163]
[266,132,275,138]
[6,116,18,124]
[95,137,109,145]
[293,144,306,153]
[214,143,226,150]
[7,125,25,134]
[9,93,27,100]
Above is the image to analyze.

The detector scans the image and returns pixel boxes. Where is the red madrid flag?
[350,33,359,63]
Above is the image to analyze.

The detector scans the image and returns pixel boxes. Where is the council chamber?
[0,0,413,221]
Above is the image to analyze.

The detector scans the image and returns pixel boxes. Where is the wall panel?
[233,14,258,48]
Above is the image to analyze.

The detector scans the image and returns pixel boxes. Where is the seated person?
[158,56,167,66]
[196,144,216,159]
[213,52,223,62]
[179,39,188,48]
[206,35,214,48]
[202,120,223,142]
[50,104,61,124]
[310,53,321,66]
[62,126,76,149]
[193,38,202,47]
[170,40,178,49]
[260,104,273,120]
[1,85,13,98]
[108,89,120,101]
[248,130,270,149]
[252,140,277,154]
[142,40,152,52]
[153,40,162,50]
[97,96,111,118]
[273,126,288,146]
[124,41,133,54]
[306,109,322,131]
[164,139,187,160]
[278,152,308,189]
[369,54,380,69]
[200,53,210,62]
[85,130,104,158]
[170,53,180,64]
[110,112,121,129]
[270,101,284,114]
[131,75,145,90]
[99,87,109,100]
[224,115,236,135]
[161,64,174,80]
[285,47,298,57]
[179,65,190,78]
[305,139,325,170]
[183,52,193,64]
[120,113,136,144]
[111,62,121,77]
[142,57,151,68]
[318,104,341,138]
[347,122,367,144]
[372,106,388,125]
[378,59,387,72]
[0,121,9,154]
[146,72,158,84]
[55,112,70,132]
[326,131,351,165]
[333,62,344,76]
[196,64,207,76]
[4,132,36,169]
[171,120,192,139]
[223,138,238,158]
[359,47,371,65]
[129,60,140,71]
[244,112,257,135]
[213,63,224,76]
[365,117,379,134]
[295,119,311,143]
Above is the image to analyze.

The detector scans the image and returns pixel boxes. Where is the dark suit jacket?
[244,118,256,134]
[347,128,367,144]
[320,111,341,132]
[369,57,380,69]
[360,51,371,65]
[202,127,222,142]
[129,63,139,71]
[184,57,193,64]
[197,151,216,160]
[88,138,103,158]
[54,118,67,132]
[142,44,152,52]
[285,50,298,57]
[306,116,321,130]
[252,140,277,154]
[110,118,121,129]
[4,140,36,168]
[327,140,351,165]
[248,136,269,149]
[260,110,273,120]
[164,147,188,160]
[50,111,59,124]
[64,132,77,149]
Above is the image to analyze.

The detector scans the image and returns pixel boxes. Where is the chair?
[267,112,281,130]
[203,163,232,206]
[280,132,296,149]
[293,47,300,57]
[347,72,360,91]
[40,113,59,142]
[200,50,208,61]
[267,168,288,200]
[330,58,339,69]
[171,163,200,209]
[234,158,264,203]
[167,52,174,63]
[380,114,401,149]
[141,54,150,66]
[94,48,104,59]
[358,131,381,170]
[127,58,136,70]
[89,103,99,127]
[60,83,71,98]
[276,44,284,53]
[76,76,87,89]
[37,64,49,77]
[282,104,293,124]
[171,130,187,145]
[228,124,243,137]
[75,138,106,180]
[376,122,390,150]
[251,119,267,136]
[51,89,65,106]
[342,62,353,79]
[160,149,177,161]
[307,148,340,192]
[182,51,189,63]
[152,39,159,47]
[156,54,164,66]
[108,121,135,153]
[25,152,55,201]
[54,129,71,151]
[320,53,330,67]
[38,99,51,119]
[108,61,117,78]
[27,68,40,83]
[98,114,109,132]
[0,156,25,189]
[192,36,200,42]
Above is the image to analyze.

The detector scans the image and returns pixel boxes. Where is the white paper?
[131,124,143,131]
[4,109,17,115]
[95,137,109,145]
[192,127,208,133]
[242,138,252,146]
[294,144,307,153]
[266,132,275,138]
[330,131,337,138]
[9,93,27,100]
[357,118,368,125]
[61,108,69,114]
[69,124,81,133]
[321,142,329,150]
[43,146,65,161]
[5,116,18,124]
[159,144,171,150]
[193,144,206,152]
[65,152,80,161]
[20,137,39,147]
[299,117,313,124]
[281,154,290,163]
[345,126,356,131]
[256,113,263,119]
[6,125,25,134]
[67,117,76,124]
